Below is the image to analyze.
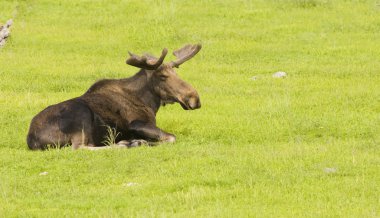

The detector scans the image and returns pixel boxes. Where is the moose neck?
[122,69,161,114]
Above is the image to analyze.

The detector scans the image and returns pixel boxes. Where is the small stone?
[323,167,337,174]
[39,171,48,176]
[272,71,287,78]
[123,182,140,187]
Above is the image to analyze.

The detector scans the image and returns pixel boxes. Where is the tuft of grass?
[102,126,120,147]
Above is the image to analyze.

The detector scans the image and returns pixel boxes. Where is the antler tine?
[126,48,168,70]
[152,48,168,67]
[170,44,202,68]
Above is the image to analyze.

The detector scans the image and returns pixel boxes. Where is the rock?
[6,19,13,28]
[123,182,140,187]
[323,167,337,174]
[272,71,287,78]
[39,171,49,176]
[0,27,10,39]
[0,19,13,48]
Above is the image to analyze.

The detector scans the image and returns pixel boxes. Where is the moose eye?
[159,75,168,81]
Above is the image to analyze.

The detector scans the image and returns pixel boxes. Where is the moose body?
[27,44,202,150]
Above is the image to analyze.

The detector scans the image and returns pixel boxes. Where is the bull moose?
[27,44,202,150]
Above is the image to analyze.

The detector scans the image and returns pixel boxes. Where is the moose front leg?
[122,120,176,146]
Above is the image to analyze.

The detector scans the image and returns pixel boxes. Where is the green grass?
[1,0,379,217]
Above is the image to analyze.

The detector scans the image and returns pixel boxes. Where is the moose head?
[126,44,202,110]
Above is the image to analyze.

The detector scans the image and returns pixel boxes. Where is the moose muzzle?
[179,91,201,110]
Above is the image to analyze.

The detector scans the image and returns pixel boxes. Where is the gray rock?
[0,19,13,48]
[0,27,10,39]
[272,71,287,78]
[123,182,140,187]
[39,171,49,176]
[6,19,13,28]
[324,167,337,174]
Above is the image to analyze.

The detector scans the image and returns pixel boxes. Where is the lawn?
[0,0,379,217]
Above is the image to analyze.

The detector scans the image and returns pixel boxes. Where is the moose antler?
[170,44,202,68]
[126,48,168,70]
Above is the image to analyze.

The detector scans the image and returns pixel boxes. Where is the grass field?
[1,0,379,217]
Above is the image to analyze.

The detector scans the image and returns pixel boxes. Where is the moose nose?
[188,95,201,110]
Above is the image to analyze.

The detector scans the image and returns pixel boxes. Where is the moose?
[27,44,202,150]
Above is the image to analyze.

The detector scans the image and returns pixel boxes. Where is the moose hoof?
[128,139,148,148]
[165,135,176,143]
[116,140,129,147]
[117,140,148,148]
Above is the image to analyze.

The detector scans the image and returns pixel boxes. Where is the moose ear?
[170,44,202,68]
[126,48,168,70]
